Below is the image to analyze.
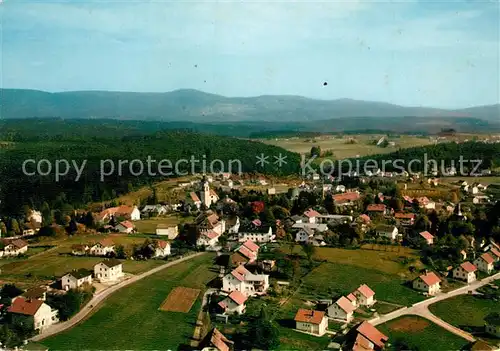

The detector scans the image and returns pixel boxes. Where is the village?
[0,168,499,351]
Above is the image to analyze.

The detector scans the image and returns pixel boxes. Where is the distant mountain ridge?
[1,88,498,122]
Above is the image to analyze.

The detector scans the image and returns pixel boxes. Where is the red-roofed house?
[333,192,361,206]
[294,309,328,336]
[115,220,135,234]
[352,321,389,351]
[153,240,171,257]
[453,262,477,283]
[97,205,140,223]
[346,293,358,307]
[1,239,28,256]
[394,212,415,226]
[242,240,260,253]
[413,272,441,295]
[304,209,321,223]
[488,248,500,262]
[327,296,356,322]
[366,204,387,215]
[8,297,59,331]
[218,291,248,315]
[200,328,234,351]
[419,231,434,245]
[353,284,376,306]
[222,265,269,297]
[474,253,495,274]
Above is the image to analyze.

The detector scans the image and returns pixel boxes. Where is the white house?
[97,205,141,222]
[156,224,178,239]
[295,227,314,243]
[238,225,274,243]
[218,290,247,315]
[327,296,356,322]
[1,239,28,256]
[413,272,441,295]
[153,240,171,257]
[141,205,168,216]
[196,230,221,248]
[352,284,376,306]
[61,269,93,290]
[89,239,115,256]
[294,309,328,336]
[115,220,135,234]
[8,297,59,331]
[28,210,43,224]
[474,253,495,274]
[71,244,89,256]
[94,258,124,283]
[375,225,399,241]
[452,262,477,283]
[222,265,269,297]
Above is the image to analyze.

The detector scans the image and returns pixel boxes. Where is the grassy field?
[429,294,499,330]
[378,315,469,351]
[261,135,434,159]
[41,253,216,350]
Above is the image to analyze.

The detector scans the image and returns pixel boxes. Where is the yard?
[378,315,469,351]
[429,294,500,330]
[41,253,217,350]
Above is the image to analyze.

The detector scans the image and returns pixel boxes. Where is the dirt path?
[370,272,500,342]
[32,252,206,341]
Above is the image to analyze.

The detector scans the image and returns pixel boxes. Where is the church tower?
[200,177,211,207]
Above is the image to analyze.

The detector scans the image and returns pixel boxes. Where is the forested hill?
[0,131,301,214]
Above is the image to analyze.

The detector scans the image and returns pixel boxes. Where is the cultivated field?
[159,286,200,313]
[378,315,469,351]
[41,253,216,350]
[261,135,434,159]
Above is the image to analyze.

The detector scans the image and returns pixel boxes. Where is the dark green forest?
[0,126,300,215]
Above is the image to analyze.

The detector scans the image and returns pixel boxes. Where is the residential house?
[292,222,328,233]
[327,296,356,322]
[366,204,388,216]
[218,291,247,315]
[238,225,274,243]
[413,271,441,295]
[141,205,168,216]
[197,230,221,248]
[89,239,115,256]
[295,226,315,243]
[394,213,415,226]
[294,309,328,336]
[419,231,434,245]
[187,192,202,209]
[485,313,500,338]
[153,240,171,257]
[473,196,490,205]
[155,224,178,239]
[226,216,240,234]
[474,253,495,274]
[352,284,376,307]
[71,244,89,256]
[452,262,477,283]
[304,209,321,224]
[97,205,141,223]
[417,197,436,210]
[61,269,93,290]
[194,212,226,248]
[488,248,500,262]
[199,328,234,351]
[28,210,43,224]
[222,265,269,297]
[94,258,123,283]
[345,321,389,351]
[335,185,346,193]
[115,220,135,234]
[232,240,259,266]
[8,297,59,331]
[375,225,399,241]
[346,293,357,308]
[333,192,361,207]
[1,239,28,256]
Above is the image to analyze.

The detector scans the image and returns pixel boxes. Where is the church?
[187,177,219,209]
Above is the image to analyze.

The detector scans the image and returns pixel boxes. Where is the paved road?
[370,272,500,342]
[32,252,206,341]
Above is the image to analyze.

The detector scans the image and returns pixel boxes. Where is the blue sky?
[1,0,499,108]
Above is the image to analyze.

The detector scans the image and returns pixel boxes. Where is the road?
[32,252,206,341]
[370,272,500,342]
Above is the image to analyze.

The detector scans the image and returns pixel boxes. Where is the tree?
[68,219,78,234]
[8,218,20,235]
[302,243,316,262]
[310,145,321,158]
[246,305,280,350]
[84,211,95,229]
[0,221,7,236]
[115,245,126,259]
[251,201,265,215]
[0,284,23,299]
[41,201,53,225]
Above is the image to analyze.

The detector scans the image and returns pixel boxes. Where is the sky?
[1,0,499,108]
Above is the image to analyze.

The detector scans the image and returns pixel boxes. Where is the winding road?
[369,272,500,342]
[32,252,206,341]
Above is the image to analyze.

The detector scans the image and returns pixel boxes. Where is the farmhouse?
[115,220,135,234]
[89,239,115,256]
[413,271,441,295]
[61,269,93,290]
[97,205,141,222]
[152,240,171,257]
[222,265,269,297]
[394,212,415,226]
[474,253,495,274]
[218,290,247,315]
[484,313,500,338]
[352,284,376,306]
[8,297,59,331]
[94,258,123,283]
[294,309,328,336]
[327,296,356,322]
[156,224,178,239]
[452,262,477,283]
[1,239,28,256]
[419,231,434,245]
[375,225,399,241]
